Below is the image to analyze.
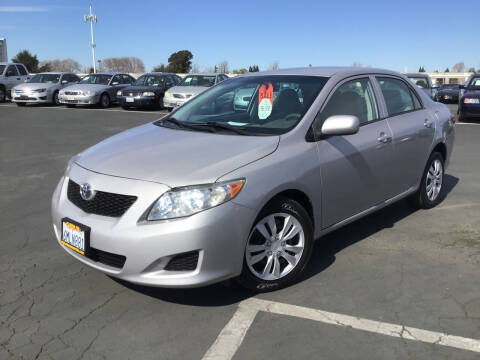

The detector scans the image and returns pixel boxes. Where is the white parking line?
[203,298,480,359]
[457,122,480,126]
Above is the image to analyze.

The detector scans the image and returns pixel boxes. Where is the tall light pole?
[84,5,98,73]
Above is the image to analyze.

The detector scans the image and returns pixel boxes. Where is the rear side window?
[319,77,379,125]
[16,65,27,75]
[5,65,18,76]
[377,77,415,116]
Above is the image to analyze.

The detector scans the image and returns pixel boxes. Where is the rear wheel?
[410,152,444,209]
[237,197,313,292]
[99,93,110,108]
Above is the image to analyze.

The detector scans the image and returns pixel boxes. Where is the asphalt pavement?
[0,102,479,359]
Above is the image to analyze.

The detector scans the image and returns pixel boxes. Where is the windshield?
[135,75,165,87]
[161,75,328,135]
[80,74,112,85]
[469,78,480,88]
[180,75,216,87]
[28,74,61,83]
[409,77,430,89]
[0,65,5,75]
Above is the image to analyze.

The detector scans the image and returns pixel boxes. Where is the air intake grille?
[87,247,126,269]
[165,251,199,271]
[67,180,137,217]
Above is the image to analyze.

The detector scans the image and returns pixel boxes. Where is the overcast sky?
[1,0,479,72]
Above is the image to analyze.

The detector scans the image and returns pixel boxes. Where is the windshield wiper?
[159,117,215,132]
[191,122,250,135]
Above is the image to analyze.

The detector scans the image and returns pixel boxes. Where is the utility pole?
[84,5,98,73]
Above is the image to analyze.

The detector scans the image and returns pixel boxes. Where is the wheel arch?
[432,142,447,161]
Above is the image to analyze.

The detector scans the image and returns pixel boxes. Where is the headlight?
[117,90,122,96]
[143,92,155,97]
[85,90,92,96]
[147,179,245,220]
[33,88,47,93]
[165,91,172,98]
[464,98,480,104]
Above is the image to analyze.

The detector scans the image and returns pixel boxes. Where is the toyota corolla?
[52,67,455,291]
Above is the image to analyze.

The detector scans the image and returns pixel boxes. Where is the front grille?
[67,180,137,217]
[173,93,185,99]
[87,247,126,269]
[165,251,199,271]
[124,91,141,97]
[64,91,82,95]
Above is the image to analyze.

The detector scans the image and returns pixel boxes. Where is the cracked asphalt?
[0,103,479,359]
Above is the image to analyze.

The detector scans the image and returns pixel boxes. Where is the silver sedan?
[11,72,80,106]
[59,73,135,108]
[52,67,455,292]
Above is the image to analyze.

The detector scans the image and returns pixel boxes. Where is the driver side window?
[319,77,379,126]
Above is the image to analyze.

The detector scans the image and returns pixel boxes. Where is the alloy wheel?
[246,213,305,281]
[426,159,443,201]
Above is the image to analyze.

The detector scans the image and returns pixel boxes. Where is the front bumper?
[118,95,157,107]
[59,93,99,105]
[51,164,255,287]
[460,103,480,117]
[12,91,50,103]
[163,96,187,109]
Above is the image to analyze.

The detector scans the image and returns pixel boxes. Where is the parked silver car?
[405,73,434,99]
[12,72,80,106]
[52,67,455,291]
[0,62,30,102]
[59,73,135,108]
[163,73,228,110]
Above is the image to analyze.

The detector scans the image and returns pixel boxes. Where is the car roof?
[404,73,430,78]
[0,62,25,66]
[87,72,122,76]
[34,72,72,75]
[240,66,402,78]
[186,73,223,76]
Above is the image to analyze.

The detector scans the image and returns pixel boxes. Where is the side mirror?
[112,82,119,85]
[321,115,360,137]
[61,80,68,84]
[459,85,465,90]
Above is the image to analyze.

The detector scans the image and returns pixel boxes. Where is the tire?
[16,102,26,107]
[237,197,314,292]
[457,110,464,123]
[0,86,5,102]
[52,91,60,105]
[167,107,173,112]
[99,93,110,108]
[66,104,76,108]
[157,95,164,110]
[121,105,130,110]
[409,152,445,209]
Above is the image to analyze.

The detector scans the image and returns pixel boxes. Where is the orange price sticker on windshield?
[258,83,273,119]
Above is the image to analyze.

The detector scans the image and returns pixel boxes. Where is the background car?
[0,62,30,102]
[11,72,80,106]
[405,73,434,99]
[458,74,480,122]
[58,72,135,108]
[434,84,460,103]
[163,73,228,110]
[117,73,181,110]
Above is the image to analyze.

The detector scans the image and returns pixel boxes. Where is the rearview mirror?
[321,115,360,137]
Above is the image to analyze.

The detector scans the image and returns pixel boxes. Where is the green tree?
[233,68,248,74]
[418,66,425,72]
[153,64,166,72]
[248,65,259,72]
[444,68,450,72]
[167,50,193,73]
[468,67,476,73]
[11,49,48,73]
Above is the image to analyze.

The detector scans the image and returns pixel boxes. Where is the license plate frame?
[61,217,90,256]
[126,97,134,103]
[67,95,75,101]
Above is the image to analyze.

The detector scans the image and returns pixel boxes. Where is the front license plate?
[67,96,75,101]
[61,218,90,256]
[126,97,134,102]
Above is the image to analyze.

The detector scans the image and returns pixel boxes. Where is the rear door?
[4,65,20,91]
[314,76,395,228]
[16,64,29,82]
[374,76,435,198]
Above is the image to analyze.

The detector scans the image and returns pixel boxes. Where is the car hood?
[76,123,279,187]
[168,86,209,96]
[13,82,58,91]
[62,84,110,93]
[463,90,480,98]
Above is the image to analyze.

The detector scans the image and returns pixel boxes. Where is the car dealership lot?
[0,103,479,359]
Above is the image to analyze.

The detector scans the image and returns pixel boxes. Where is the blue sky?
[1,0,479,72]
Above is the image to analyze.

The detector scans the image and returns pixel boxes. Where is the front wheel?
[0,87,5,102]
[16,102,26,107]
[99,93,110,108]
[237,197,313,292]
[410,152,445,209]
[52,91,60,105]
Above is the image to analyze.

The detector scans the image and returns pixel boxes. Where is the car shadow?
[112,174,459,306]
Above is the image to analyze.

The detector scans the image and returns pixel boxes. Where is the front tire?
[52,91,60,105]
[237,197,313,292]
[410,152,445,209]
[16,102,26,107]
[99,93,110,108]
[0,86,5,102]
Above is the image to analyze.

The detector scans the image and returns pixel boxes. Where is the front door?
[314,76,395,228]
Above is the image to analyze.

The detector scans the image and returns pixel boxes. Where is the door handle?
[377,132,392,143]
[424,119,433,128]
